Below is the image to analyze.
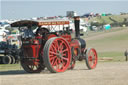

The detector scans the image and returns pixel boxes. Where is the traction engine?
[11,16,98,73]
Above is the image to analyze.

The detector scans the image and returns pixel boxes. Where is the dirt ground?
[0,62,128,85]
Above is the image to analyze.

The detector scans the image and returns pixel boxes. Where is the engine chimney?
[74,16,80,38]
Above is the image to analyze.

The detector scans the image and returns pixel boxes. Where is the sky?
[1,0,128,19]
[0,1,1,19]
[1,0,128,1]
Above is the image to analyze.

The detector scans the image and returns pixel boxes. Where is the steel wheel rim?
[68,56,75,70]
[88,49,97,69]
[48,38,71,72]
[21,60,43,73]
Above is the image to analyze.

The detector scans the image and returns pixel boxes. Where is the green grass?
[98,52,123,57]
[84,27,128,62]
[87,30,128,44]
[83,27,125,38]
[0,64,22,71]
[98,52,125,62]
[89,16,114,24]
[99,52,123,60]
[86,27,128,46]
[89,14,128,24]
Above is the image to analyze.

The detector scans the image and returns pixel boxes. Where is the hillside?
[84,27,128,61]
[88,14,128,25]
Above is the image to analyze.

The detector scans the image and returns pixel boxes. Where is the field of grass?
[0,64,22,72]
[84,27,128,62]
[88,14,128,24]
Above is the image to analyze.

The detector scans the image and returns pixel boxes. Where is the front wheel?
[85,48,98,69]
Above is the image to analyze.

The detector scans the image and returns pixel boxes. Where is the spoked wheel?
[10,56,16,64]
[43,37,71,73]
[85,48,98,69]
[20,60,45,73]
[2,55,12,64]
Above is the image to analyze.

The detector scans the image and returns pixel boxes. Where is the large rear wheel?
[43,37,71,73]
[20,60,45,73]
[85,48,98,69]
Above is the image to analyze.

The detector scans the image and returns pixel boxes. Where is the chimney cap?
[74,16,80,20]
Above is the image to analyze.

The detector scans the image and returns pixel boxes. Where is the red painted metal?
[60,34,71,42]
[47,34,57,39]
[48,38,71,72]
[23,42,40,58]
[87,48,98,69]
[22,36,42,66]
[38,21,69,26]
[70,39,80,48]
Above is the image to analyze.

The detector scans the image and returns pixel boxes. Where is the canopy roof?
[11,20,70,27]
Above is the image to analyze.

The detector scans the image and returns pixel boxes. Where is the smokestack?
[74,16,80,38]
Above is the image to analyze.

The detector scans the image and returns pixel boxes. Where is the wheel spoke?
[59,41,64,51]
[56,60,60,70]
[62,53,66,57]
[89,56,92,61]
[52,58,57,66]
[55,40,59,50]
[61,59,66,68]
[89,55,96,67]
[58,58,61,64]
[51,59,55,65]
[49,51,57,55]
[51,44,57,52]
[62,48,68,53]
[62,57,68,61]
[93,60,96,65]
[50,56,57,61]
[51,46,55,52]
[49,54,55,57]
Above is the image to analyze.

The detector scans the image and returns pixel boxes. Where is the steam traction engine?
[11,16,98,73]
